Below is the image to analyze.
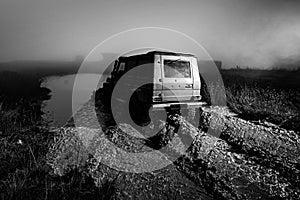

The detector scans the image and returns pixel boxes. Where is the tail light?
[153,94,163,102]
[192,95,201,101]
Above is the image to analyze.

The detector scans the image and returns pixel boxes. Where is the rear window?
[164,60,191,78]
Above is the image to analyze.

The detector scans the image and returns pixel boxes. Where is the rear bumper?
[151,101,207,110]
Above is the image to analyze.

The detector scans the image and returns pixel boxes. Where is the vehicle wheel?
[129,95,151,126]
[198,107,209,132]
[200,75,211,105]
[102,82,113,107]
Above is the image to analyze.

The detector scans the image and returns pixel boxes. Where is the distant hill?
[0,61,81,77]
[0,60,114,78]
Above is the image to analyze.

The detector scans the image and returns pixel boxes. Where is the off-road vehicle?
[100,51,207,125]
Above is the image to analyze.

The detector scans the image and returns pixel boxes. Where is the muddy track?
[47,91,300,199]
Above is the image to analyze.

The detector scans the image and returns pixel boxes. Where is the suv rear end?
[151,51,202,107]
[101,51,206,124]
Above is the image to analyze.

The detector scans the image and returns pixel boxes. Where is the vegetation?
[0,71,115,200]
[222,70,300,133]
[0,66,299,199]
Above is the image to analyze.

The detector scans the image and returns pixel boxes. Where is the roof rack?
[119,51,196,60]
[146,51,196,57]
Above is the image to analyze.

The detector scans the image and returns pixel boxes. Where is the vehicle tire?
[198,107,209,132]
[129,93,151,126]
[200,75,211,105]
[102,82,113,107]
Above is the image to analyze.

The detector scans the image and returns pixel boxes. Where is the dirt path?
[47,96,300,199]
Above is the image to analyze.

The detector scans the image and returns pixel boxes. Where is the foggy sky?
[0,0,300,68]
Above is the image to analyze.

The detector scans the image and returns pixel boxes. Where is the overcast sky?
[0,0,300,68]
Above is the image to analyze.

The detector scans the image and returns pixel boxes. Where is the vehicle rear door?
[161,55,193,102]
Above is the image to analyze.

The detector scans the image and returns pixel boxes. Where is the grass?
[222,72,300,132]
[0,109,116,200]
[227,83,299,118]
[202,69,300,133]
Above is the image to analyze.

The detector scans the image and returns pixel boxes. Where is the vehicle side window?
[118,62,126,72]
[164,60,191,78]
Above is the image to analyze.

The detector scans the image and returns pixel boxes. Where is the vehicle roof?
[119,51,196,60]
[147,51,196,57]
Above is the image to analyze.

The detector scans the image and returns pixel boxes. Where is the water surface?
[42,73,104,127]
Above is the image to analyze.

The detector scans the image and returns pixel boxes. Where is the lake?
[42,73,106,127]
